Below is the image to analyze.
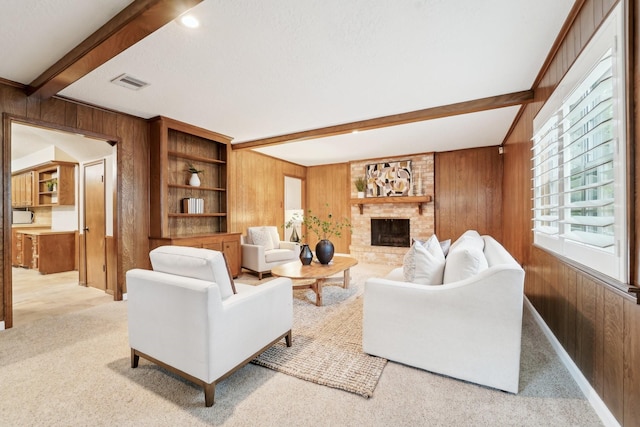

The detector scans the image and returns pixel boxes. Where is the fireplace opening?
[371,218,410,247]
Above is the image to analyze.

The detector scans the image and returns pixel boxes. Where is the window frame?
[531,3,628,284]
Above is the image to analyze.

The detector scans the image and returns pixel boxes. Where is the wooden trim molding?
[27,0,203,99]
[233,90,534,151]
[350,195,433,215]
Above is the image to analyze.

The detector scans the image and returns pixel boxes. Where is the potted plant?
[354,176,366,198]
[46,178,58,192]
[285,204,351,264]
[185,162,204,187]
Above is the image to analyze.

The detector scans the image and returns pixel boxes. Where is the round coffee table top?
[271,255,358,280]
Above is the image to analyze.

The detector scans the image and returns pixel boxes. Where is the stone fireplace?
[349,153,435,265]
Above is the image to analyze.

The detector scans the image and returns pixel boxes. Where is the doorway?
[84,160,107,291]
[8,117,117,327]
[284,176,303,241]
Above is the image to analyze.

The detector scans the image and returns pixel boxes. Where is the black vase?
[299,244,313,265]
[315,239,334,264]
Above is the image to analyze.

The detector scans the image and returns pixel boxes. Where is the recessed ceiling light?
[178,14,199,28]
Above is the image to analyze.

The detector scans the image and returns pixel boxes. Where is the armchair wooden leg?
[258,272,263,280]
[131,349,139,368]
[285,330,292,347]
[204,383,215,407]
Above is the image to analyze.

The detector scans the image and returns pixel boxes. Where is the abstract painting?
[365,160,412,197]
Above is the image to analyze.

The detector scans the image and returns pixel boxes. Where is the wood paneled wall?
[435,146,503,243]
[228,150,306,238]
[1,84,150,327]
[230,148,503,257]
[305,163,351,253]
[502,1,640,425]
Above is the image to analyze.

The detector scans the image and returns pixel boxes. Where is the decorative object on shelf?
[366,160,412,197]
[181,197,204,214]
[299,244,313,265]
[189,173,201,187]
[186,162,204,187]
[46,178,57,192]
[354,175,366,198]
[315,239,335,264]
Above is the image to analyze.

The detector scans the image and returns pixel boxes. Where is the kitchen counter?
[18,229,76,236]
[12,229,76,274]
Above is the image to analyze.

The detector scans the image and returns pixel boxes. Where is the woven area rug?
[251,279,388,398]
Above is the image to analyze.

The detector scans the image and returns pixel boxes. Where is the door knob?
[84,227,90,232]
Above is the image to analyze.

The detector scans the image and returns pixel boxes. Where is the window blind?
[530,3,626,283]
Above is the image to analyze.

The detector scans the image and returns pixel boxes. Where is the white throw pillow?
[410,236,449,254]
[439,239,451,257]
[403,234,445,285]
[449,230,483,252]
[250,228,275,250]
[443,234,489,284]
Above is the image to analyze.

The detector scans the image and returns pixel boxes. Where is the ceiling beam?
[232,90,534,151]
[27,0,202,100]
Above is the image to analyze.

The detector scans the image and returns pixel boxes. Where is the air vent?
[110,73,150,91]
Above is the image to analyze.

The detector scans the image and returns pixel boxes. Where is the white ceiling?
[11,123,114,164]
[1,0,576,166]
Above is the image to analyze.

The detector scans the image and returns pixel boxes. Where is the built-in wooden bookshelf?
[36,162,76,206]
[148,116,241,276]
[149,116,233,237]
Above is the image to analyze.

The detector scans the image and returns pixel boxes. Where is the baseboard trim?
[524,297,620,427]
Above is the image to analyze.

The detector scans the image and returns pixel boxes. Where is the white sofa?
[127,246,293,406]
[241,226,300,279]
[363,233,524,393]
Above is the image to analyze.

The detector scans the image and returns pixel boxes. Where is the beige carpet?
[0,263,606,426]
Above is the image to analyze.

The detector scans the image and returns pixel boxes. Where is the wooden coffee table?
[271,255,358,306]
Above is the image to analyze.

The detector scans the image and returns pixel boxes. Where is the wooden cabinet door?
[202,242,223,251]
[12,230,22,266]
[36,234,75,274]
[22,235,34,269]
[11,175,18,207]
[23,171,34,206]
[222,237,240,278]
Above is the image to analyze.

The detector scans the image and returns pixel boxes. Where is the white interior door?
[284,176,302,241]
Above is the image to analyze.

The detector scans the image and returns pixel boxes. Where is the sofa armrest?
[126,269,223,381]
[278,241,300,252]
[209,278,293,379]
[241,243,266,270]
[363,265,524,393]
[364,265,524,336]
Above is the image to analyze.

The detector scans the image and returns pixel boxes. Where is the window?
[532,4,627,283]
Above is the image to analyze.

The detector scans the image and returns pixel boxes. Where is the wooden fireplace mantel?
[350,195,433,215]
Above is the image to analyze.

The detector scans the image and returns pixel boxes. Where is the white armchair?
[126,245,293,406]
[241,226,300,279]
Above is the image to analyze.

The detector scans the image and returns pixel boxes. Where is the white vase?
[189,173,201,187]
[357,191,365,198]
